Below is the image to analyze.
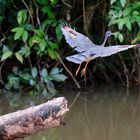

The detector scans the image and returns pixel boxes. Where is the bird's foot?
[81,68,86,77]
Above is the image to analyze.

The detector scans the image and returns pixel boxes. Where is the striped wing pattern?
[59,21,96,52]
[66,45,137,64]
[59,20,138,64]
[66,51,91,64]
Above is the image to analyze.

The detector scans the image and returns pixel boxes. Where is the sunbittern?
[60,21,138,76]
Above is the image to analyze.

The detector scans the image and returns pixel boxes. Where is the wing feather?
[66,52,89,64]
[94,45,136,57]
[60,21,96,52]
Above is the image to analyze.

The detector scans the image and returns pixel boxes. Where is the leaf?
[55,25,63,41]
[14,27,24,40]
[110,0,117,5]
[50,67,59,75]
[34,29,44,37]
[108,19,120,27]
[1,51,12,61]
[50,0,58,5]
[17,10,27,24]
[24,24,34,31]
[49,42,59,49]
[41,6,55,19]
[42,88,48,96]
[43,77,50,83]
[51,74,67,82]
[11,27,21,32]
[44,19,54,25]
[22,30,28,42]
[126,21,132,31]
[123,7,132,16]
[120,0,126,7]
[19,45,30,57]
[118,18,127,30]
[47,48,57,59]
[41,6,50,14]
[133,2,140,9]
[41,68,48,77]
[118,33,124,43]
[31,67,38,78]
[29,79,36,86]
[29,36,42,47]
[47,81,56,94]
[39,39,46,51]
[36,0,49,5]
[15,52,23,64]
[20,73,32,81]
[44,76,53,83]
[2,45,10,52]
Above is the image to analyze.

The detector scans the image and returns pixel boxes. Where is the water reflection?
[1,86,140,140]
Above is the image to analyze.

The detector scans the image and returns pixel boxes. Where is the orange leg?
[81,56,96,77]
[81,59,91,77]
[75,63,82,76]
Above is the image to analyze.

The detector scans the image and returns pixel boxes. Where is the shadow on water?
[1,85,140,140]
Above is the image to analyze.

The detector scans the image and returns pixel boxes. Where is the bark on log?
[0,97,68,140]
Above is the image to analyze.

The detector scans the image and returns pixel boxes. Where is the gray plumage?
[60,21,137,64]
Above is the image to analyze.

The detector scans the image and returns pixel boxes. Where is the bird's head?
[101,31,114,46]
[105,31,114,38]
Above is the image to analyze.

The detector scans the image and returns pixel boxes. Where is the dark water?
[1,86,140,140]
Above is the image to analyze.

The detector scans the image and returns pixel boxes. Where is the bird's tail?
[66,53,87,64]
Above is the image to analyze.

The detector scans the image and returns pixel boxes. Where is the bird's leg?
[75,63,82,76]
[81,59,91,77]
[81,56,96,77]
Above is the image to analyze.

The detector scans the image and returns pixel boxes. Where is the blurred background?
[0,0,140,93]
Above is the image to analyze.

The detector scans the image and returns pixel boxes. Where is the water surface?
[1,86,140,140]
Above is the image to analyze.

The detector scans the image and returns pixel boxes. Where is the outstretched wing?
[94,44,137,57]
[66,44,137,64]
[59,21,96,52]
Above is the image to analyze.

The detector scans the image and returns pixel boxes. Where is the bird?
[59,20,138,76]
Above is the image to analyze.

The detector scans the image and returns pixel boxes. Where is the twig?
[33,0,42,29]
[0,60,5,85]
[28,56,32,69]
[21,0,34,25]
[69,92,81,110]
[82,0,87,32]
[61,0,72,9]
[11,0,19,10]
[57,53,81,88]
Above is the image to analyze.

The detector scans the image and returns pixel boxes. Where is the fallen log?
[0,97,68,140]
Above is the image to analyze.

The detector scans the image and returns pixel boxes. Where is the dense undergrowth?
[0,0,140,95]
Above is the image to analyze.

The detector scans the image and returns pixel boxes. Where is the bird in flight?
[59,20,138,77]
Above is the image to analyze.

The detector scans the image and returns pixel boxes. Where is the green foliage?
[1,45,12,61]
[15,52,23,64]
[5,67,67,95]
[0,0,66,95]
[108,0,140,42]
[17,10,27,24]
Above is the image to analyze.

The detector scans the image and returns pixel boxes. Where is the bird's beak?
[110,33,115,36]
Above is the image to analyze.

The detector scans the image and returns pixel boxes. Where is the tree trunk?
[0,97,68,140]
